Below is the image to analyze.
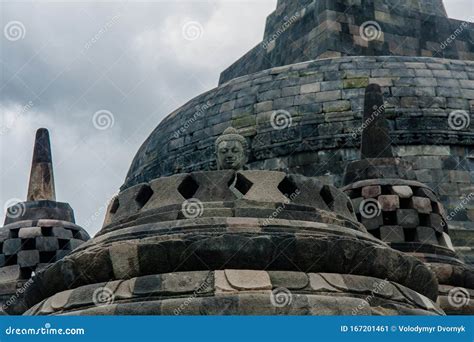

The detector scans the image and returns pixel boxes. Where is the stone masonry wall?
[219,0,473,84]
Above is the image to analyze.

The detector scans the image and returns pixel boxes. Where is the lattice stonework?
[344,180,453,249]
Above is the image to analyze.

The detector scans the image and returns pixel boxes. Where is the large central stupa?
[124,0,474,259]
[13,0,474,316]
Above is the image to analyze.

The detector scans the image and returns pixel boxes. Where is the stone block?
[18,227,42,239]
[416,227,438,245]
[308,274,340,292]
[142,174,188,210]
[300,83,320,94]
[191,171,236,201]
[268,271,309,290]
[237,171,288,203]
[35,236,59,252]
[361,214,383,231]
[161,271,212,294]
[323,100,351,112]
[362,185,382,198]
[0,265,21,282]
[410,196,432,214]
[380,226,405,243]
[52,227,73,239]
[396,209,420,228]
[378,195,400,211]
[133,275,162,295]
[225,270,272,290]
[392,185,413,198]
[3,239,21,255]
[109,242,139,279]
[17,250,40,267]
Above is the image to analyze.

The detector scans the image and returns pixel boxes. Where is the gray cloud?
[0,0,471,236]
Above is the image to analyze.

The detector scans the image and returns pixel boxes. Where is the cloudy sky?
[1,0,472,236]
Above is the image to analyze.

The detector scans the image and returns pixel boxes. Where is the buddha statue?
[215,127,248,170]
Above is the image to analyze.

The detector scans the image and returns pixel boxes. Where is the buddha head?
[215,127,248,170]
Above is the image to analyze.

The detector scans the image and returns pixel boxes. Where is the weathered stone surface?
[3,239,21,255]
[17,250,40,267]
[378,195,400,211]
[392,185,413,198]
[225,270,272,290]
[268,271,309,290]
[18,227,42,239]
[410,196,433,214]
[35,236,59,251]
[237,171,288,202]
[109,242,139,279]
[396,209,420,228]
[380,226,405,243]
[416,227,439,245]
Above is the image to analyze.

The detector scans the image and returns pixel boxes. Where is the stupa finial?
[361,84,394,159]
[27,128,56,201]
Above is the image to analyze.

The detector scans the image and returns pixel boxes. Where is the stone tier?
[0,218,90,314]
[25,270,442,316]
[20,171,440,315]
[342,178,474,314]
[220,0,471,83]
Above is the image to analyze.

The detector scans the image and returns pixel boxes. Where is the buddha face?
[217,140,246,170]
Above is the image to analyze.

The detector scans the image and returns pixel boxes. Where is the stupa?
[0,129,90,314]
[342,83,474,314]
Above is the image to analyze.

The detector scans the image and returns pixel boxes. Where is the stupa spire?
[27,128,56,201]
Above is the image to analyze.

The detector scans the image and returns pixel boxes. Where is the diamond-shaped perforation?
[135,185,154,208]
[277,177,299,199]
[109,197,120,214]
[178,175,199,199]
[320,185,334,210]
[231,173,253,196]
